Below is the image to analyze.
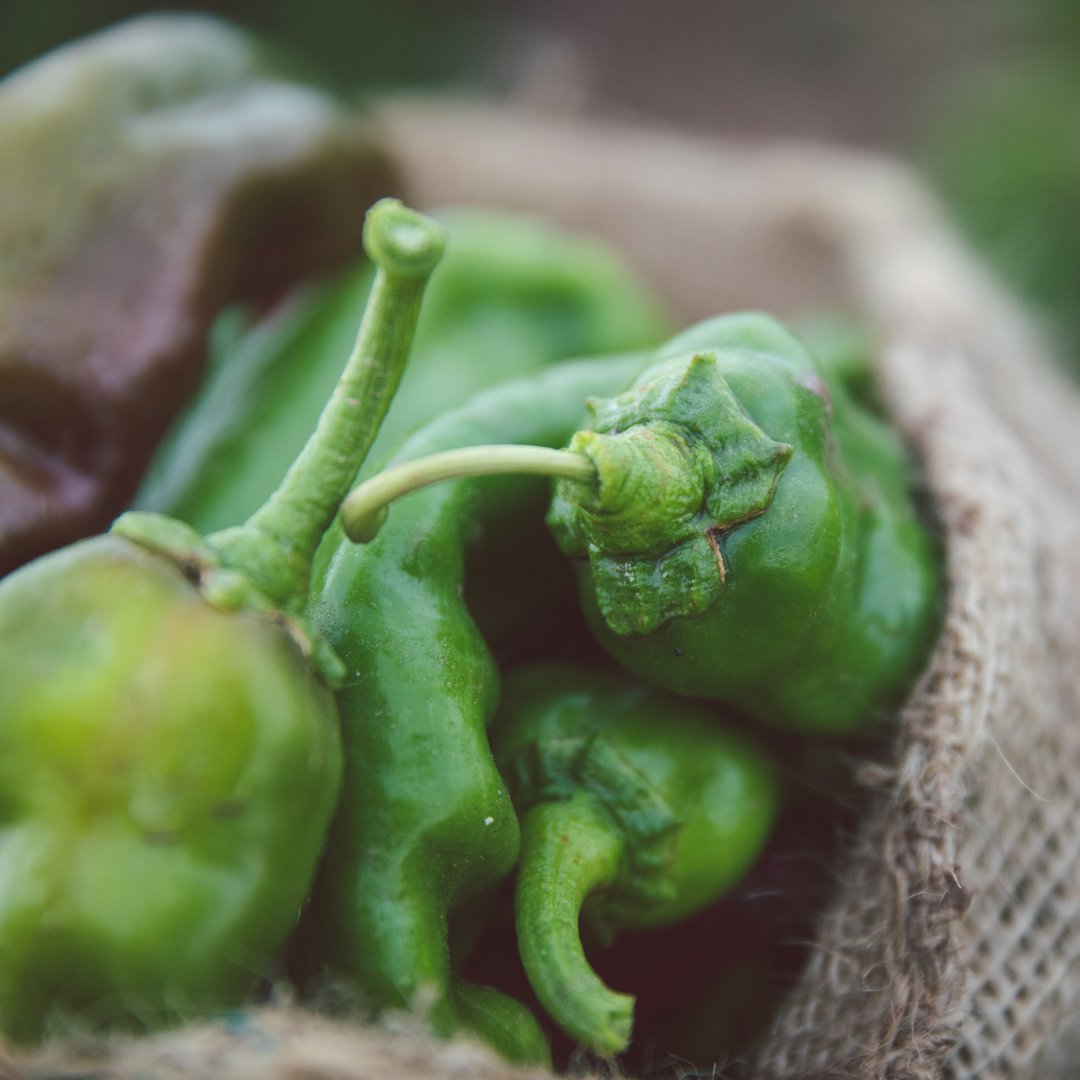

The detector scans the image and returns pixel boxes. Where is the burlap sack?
[8,101,1080,1080]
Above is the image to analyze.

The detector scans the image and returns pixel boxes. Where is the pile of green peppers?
[0,197,941,1070]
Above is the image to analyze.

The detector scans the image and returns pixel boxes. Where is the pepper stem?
[341,444,595,543]
[207,198,444,607]
[514,793,634,1057]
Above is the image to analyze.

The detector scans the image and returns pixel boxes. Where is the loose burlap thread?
[7,103,1080,1080]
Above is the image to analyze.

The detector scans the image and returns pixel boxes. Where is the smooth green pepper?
[490,663,779,1056]
[135,208,671,535]
[344,312,938,733]
[0,199,442,1043]
[299,354,647,1064]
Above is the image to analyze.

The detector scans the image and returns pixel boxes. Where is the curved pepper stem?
[341,444,595,542]
[340,352,791,592]
[208,198,445,607]
[337,428,719,548]
[514,792,634,1057]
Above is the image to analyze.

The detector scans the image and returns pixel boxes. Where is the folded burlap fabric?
[7,100,1080,1080]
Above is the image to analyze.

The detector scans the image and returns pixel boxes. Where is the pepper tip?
[363,197,445,279]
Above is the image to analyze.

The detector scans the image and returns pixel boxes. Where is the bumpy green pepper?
[344,312,938,733]
[299,354,648,1065]
[490,663,779,1056]
[0,199,442,1043]
[135,208,671,535]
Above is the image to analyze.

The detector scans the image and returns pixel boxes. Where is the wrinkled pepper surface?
[0,199,441,1043]
[490,663,778,1056]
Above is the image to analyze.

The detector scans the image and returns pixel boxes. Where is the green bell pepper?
[0,199,442,1043]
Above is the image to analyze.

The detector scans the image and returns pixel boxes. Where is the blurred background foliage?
[2,0,1078,371]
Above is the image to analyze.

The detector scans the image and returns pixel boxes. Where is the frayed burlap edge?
[1,1005,555,1080]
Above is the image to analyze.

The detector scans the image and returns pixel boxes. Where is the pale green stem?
[207,198,444,606]
[341,444,596,543]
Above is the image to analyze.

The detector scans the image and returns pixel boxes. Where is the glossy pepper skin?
[490,663,779,1056]
[300,354,646,1064]
[547,312,939,733]
[0,199,443,1044]
[135,208,671,535]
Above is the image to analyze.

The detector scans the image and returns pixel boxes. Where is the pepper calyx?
[547,351,793,635]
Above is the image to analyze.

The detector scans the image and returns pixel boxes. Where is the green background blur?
[3,0,1078,371]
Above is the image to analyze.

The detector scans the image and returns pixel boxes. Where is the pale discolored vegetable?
[0,13,394,574]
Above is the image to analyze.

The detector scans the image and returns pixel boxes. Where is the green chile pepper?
[135,209,671,535]
[489,663,779,1056]
[299,353,647,1064]
[0,199,442,1043]
[344,312,938,733]
[548,313,940,732]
